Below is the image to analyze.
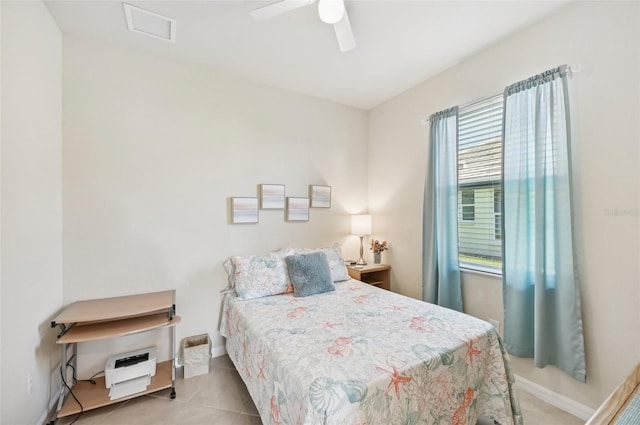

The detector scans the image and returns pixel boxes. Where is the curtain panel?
[502,65,586,382]
[423,107,463,312]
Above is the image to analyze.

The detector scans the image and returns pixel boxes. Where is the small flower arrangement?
[369,239,389,253]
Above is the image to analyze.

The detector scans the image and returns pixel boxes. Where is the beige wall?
[368,0,639,410]
[62,36,368,375]
[0,1,63,423]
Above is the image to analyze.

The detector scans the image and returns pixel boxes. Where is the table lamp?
[351,214,371,266]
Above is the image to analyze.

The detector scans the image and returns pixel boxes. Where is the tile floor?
[57,355,586,425]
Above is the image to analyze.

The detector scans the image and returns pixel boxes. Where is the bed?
[220,272,523,425]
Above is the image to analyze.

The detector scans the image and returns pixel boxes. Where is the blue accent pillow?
[285,252,335,297]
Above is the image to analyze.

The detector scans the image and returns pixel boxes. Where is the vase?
[373,252,381,264]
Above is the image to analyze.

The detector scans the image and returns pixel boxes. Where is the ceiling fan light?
[318,0,345,24]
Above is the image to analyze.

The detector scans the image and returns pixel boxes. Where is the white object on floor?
[180,334,212,379]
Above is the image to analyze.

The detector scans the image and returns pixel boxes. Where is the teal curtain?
[423,107,463,312]
[502,66,586,382]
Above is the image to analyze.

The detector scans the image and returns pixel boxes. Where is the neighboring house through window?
[457,94,503,273]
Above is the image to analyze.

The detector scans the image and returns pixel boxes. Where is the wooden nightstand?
[347,264,391,291]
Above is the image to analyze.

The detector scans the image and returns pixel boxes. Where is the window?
[457,94,503,273]
[494,189,502,240]
[461,190,475,221]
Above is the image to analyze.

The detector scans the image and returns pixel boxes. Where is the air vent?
[123,3,175,42]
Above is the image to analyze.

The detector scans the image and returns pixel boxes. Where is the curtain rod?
[420,63,581,126]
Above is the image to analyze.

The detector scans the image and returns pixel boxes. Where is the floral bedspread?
[220,279,523,425]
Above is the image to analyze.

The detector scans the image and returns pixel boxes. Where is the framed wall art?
[310,185,331,208]
[260,184,285,209]
[286,197,310,221]
[231,197,259,224]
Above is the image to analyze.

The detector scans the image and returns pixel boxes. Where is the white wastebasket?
[179,333,211,379]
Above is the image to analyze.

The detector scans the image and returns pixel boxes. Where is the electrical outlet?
[489,319,500,333]
[28,373,33,396]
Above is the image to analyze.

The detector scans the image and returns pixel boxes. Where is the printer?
[105,347,157,400]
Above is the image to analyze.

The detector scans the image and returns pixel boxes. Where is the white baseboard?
[38,388,62,425]
[211,345,227,358]
[515,374,595,421]
[39,361,64,425]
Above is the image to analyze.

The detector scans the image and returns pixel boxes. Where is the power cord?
[59,365,105,424]
[83,370,105,385]
[60,362,83,425]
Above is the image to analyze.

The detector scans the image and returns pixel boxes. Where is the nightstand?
[347,264,391,291]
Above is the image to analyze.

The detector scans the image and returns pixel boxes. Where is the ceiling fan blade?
[333,9,356,52]
[250,0,316,21]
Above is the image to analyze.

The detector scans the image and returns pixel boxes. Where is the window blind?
[457,94,503,272]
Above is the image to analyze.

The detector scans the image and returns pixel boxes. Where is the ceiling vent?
[123,3,175,42]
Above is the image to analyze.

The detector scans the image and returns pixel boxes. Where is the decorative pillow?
[230,248,293,300]
[294,243,349,282]
[285,252,335,298]
[224,248,293,291]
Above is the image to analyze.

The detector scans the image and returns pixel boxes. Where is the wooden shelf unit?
[347,264,391,291]
[51,290,180,421]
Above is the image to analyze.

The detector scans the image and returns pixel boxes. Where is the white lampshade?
[351,214,372,236]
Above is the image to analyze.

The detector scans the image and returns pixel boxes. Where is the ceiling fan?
[250,0,356,52]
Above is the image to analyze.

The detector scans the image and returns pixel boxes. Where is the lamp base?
[356,235,367,266]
